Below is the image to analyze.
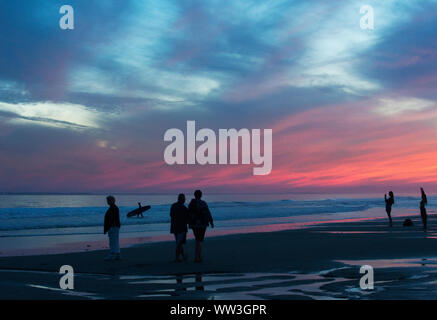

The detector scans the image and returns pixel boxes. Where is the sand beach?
[0,213,436,300]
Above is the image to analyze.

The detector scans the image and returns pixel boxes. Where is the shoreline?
[0,207,417,257]
[0,213,435,275]
[0,214,392,257]
[1,213,436,299]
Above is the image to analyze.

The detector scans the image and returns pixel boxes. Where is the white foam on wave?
[0,196,430,232]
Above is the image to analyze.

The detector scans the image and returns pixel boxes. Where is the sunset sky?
[1,0,437,193]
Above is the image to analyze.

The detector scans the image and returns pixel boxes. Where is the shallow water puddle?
[316,231,390,234]
[338,257,436,268]
[28,284,103,299]
[4,257,437,299]
[128,271,356,300]
[332,257,437,299]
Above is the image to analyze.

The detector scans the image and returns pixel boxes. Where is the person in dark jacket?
[170,193,189,262]
[385,191,394,227]
[188,190,214,262]
[420,187,428,231]
[104,195,121,260]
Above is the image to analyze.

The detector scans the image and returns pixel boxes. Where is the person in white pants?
[104,195,121,260]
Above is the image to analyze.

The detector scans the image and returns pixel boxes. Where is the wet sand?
[0,214,436,299]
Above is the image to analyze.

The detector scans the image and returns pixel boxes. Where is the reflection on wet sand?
[133,257,437,300]
[3,257,437,299]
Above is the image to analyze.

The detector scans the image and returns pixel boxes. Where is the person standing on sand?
[188,190,214,263]
[420,187,428,231]
[170,193,189,262]
[104,195,121,261]
[385,191,395,227]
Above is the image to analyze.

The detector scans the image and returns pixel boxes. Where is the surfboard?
[127,204,151,217]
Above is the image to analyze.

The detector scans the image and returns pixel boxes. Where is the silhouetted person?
[104,195,121,260]
[137,202,144,218]
[170,194,189,262]
[385,191,394,227]
[188,190,214,263]
[420,187,428,231]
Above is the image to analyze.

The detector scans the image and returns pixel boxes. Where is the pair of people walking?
[384,188,428,230]
[170,190,214,263]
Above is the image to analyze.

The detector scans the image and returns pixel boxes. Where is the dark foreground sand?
[1,214,437,299]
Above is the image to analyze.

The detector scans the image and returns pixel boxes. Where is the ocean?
[0,193,431,256]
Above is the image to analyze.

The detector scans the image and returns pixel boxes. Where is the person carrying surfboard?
[103,195,121,261]
[126,203,151,218]
[188,190,214,263]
